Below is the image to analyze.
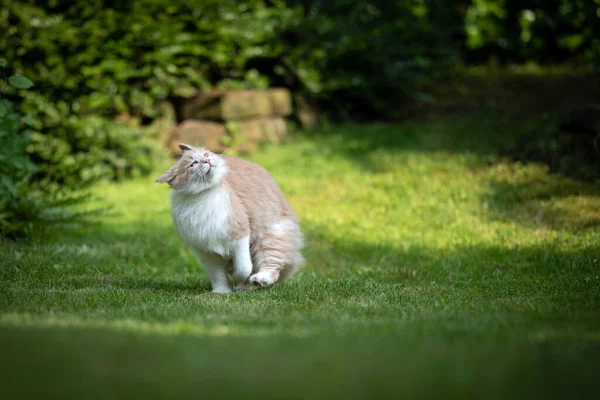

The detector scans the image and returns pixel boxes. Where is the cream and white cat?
[157,144,304,293]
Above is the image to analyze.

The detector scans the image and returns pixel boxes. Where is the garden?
[1,1,599,398]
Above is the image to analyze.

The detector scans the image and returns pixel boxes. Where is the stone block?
[176,89,292,121]
[229,117,287,153]
[163,117,288,156]
[164,120,229,155]
[294,95,320,128]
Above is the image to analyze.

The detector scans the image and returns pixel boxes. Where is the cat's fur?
[157,143,304,293]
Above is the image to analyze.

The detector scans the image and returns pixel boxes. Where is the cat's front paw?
[249,271,276,287]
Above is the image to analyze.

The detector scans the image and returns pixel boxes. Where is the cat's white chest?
[170,187,233,257]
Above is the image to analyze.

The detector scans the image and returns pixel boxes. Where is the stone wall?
[163,89,293,156]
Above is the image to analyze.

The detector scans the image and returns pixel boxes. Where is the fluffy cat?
[156,143,304,293]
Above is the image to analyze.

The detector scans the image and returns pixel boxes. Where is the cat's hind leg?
[249,218,304,287]
[278,252,305,283]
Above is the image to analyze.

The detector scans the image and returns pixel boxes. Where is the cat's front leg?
[232,236,253,291]
[193,250,232,293]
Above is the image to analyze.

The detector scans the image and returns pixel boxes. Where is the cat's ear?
[156,166,176,183]
[179,143,193,152]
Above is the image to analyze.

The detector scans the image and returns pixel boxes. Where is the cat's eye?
[190,161,199,168]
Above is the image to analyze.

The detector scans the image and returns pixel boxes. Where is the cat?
[156,143,304,293]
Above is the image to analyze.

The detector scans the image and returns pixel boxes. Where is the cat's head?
[156,144,228,194]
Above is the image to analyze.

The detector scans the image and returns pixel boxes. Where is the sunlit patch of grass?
[482,161,600,230]
[0,313,313,338]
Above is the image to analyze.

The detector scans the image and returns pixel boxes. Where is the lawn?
[1,111,600,398]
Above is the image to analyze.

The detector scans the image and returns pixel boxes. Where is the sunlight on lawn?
[0,312,303,338]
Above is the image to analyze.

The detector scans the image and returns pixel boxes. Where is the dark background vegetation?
[1,0,599,236]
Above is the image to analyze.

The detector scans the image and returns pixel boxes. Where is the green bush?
[0,97,37,235]
[0,61,40,235]
[1,0,295,118]
[27,115,160,190]
[0,66,94,237]
[1,0,458,123]
[281,1,462,119]
[1,1,174,194]
[3,0,598,125]
[2,109,161,236]
[465,0,600,65]
[1,56,158,237]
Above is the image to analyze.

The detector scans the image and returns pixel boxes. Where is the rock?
[294,95,320,128]
[163,118,288,156]
[152,102,177,143]
[159,125,178,154]
[228,118,287,153]
[166,120,229,155]
[175,89,292,121]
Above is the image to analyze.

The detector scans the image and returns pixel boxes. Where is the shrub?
[27,114,161,190]
[0,96,37,235]
[1,0,459,123]
[2,0,169,194]
[0,60,40,235]
[465,0,600,65]
[0,64,93,237]
[280,0,462,119]
[1,0,295,119]
[1,58,158,237]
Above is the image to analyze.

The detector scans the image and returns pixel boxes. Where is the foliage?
[0,56,43,236]
[2,0,599,126]
[27,115,160,190]
[0,1,169,202]
[0,96,37,235]
[465,0,600,65]
[0,63,56,235]
[1,0,460,122]
[281,0,463,119]
[405,66,600,182]
[1,0,293,117]
[0,59,103,237]
[1,57,149,237]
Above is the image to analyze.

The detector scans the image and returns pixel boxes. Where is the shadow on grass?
[408,71,600,119]
[310,71,600,175]
[304,114,508,172]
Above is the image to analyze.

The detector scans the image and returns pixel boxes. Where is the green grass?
[2,114,600,399]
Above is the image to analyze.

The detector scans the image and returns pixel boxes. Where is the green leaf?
[21,115,37,126]
[0,101,8,117]
[558,34,585,51]
[0,58,7,67]
[8,75,34,89]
